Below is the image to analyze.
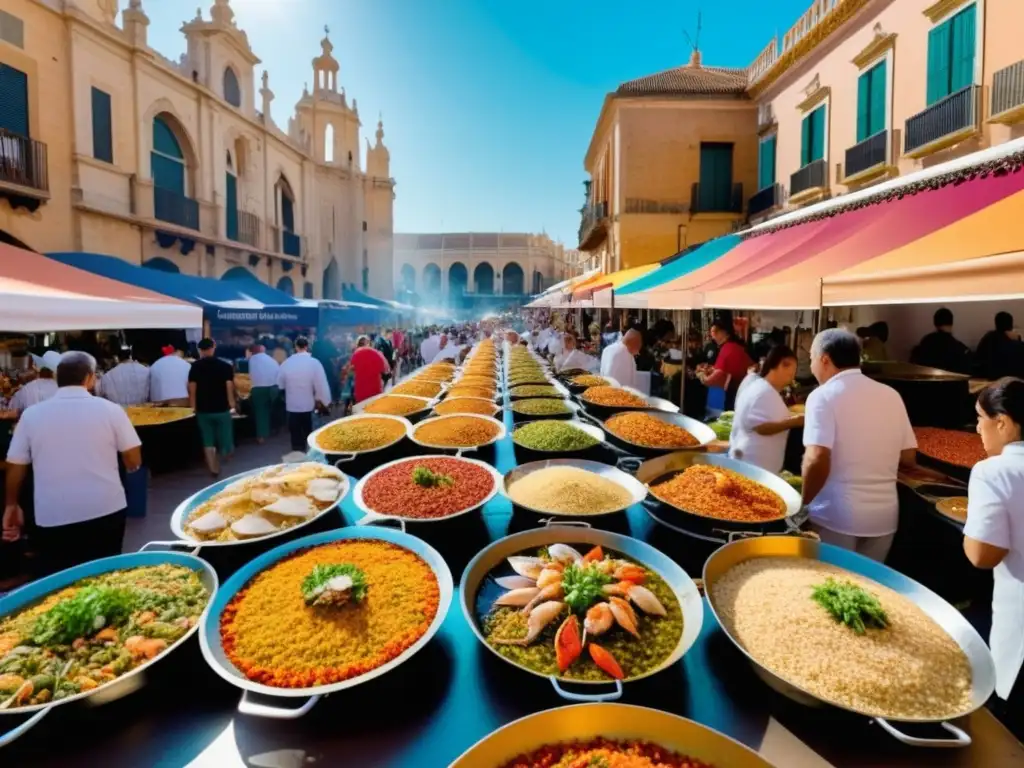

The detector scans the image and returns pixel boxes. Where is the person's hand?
[2,504,24,542]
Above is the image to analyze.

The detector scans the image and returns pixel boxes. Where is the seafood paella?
[479,543,682,681]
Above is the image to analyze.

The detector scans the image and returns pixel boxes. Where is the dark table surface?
[3,390,1023,768]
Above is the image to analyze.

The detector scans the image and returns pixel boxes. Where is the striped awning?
[617,235,741,296]
[572,263,658,301]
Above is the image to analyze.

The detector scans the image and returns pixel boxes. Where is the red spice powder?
[362,457,494,518]
[913,426,987,469]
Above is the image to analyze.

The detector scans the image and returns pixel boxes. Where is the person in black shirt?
[188,338,236,476]
[975,312,1024,380]
[910,307,973,374]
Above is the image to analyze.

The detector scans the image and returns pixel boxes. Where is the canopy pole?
[678,310,688,412]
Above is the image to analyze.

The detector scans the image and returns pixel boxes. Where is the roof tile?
[616,64,748,97]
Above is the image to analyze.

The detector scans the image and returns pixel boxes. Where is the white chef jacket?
[433,344,461,363]
[420,335,440,364]
[964,442,1024,699]
[100,361,150,405]
[277,352,331,413]
[6,386,141,526]
[149,355,191,402]
[554,349,599,373]
[803,369,916,537]
[247,352,280,388]
[600,341,636,390]
[729,375,791,473]
[10,377,58,413]
[546,334,564,358]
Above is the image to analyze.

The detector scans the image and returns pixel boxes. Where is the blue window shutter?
[153,116,183,158]
[281,195,295,232]
[800,113,811,167]
[856,71,870,142]
[868,60,887,136]
[0,63,29,137]
[151,153,185,194]
[950,5,976,93]
[303,282,314,299]
[91,87,113,163]
[225,172,238,240]
[927,20,952,105]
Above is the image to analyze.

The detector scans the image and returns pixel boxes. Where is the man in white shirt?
[600,329,642,390]
[420,329,441,367]
[277,336,331,460]
[801,328,919,562]
[11,355,59,413]
[554,333,599,373]
[246,343,280,444]
[433,334,461,363]
[149,346,191,405]
[4,351,142,576]
[100,349,150,405]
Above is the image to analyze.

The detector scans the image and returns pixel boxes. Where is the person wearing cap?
[277,336,331,459]
[188,339,236,475]
[11,353,59,413]
[4,351,142,576]
[100,348,150,406]
[246,344,280,444]
[149,345,191,406]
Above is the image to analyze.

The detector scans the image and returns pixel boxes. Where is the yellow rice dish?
[124,406,194,426]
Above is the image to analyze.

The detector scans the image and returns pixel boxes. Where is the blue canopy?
[341,283,393,309]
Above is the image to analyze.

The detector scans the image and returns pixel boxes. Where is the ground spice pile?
[220,540,439,688]
[316,417,407,452]
[390,380,443,398]
[511,398,571,416]
[913,426,987,469]
[446,386,495,400]
[650,465,785,522]
[507,466,632,514]
[510,385,559,398]
[364,396,428,416]
[512,421,599,452]
[605,412,698,448]
[413,416,500,447]
[362,457,493,518]
[433,398,499,416]
[582,386,649,408]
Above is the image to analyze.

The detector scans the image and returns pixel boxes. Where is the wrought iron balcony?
[234,210,261,248]
[904,85,980,156]
[790,158,827,198]
[153,186,199,230]
[690,182,743,214]
[748,183,782,218]
[992,60,1024,122]
[0,128,49,197]
[845,130,888,179]
[279,229,302,258]
[623,198,688,214]
[578,200,608,250]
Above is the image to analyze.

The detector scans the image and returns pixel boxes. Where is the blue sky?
[146,0,811,247]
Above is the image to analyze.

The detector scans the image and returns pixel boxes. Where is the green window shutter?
[800,113,811,166]
[856,71,870,142]
[699,142,733,210]
[91,87,113,163]
[0,63,29,137]
[758,136,776,190]
[950,4,976,93]
[807,106,825,162]
[151,154,185,194]
[767,136,776,186]
[225,172,238,240]
[868,61,887,136]
[926,20,952,105]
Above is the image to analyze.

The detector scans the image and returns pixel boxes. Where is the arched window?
[276,176,296,232]
[221,266,255,281]
[276,276,295,296]
[400,264,416,292]
[449,262,468,297]
[532,270,543,294]
[223,67,241,108]
[502,262,524,296]
[473,262,494,295]
[324,124,335,163]
[322,258,339,300]
[151,115,185,194]
[423,263,441,294]
[143,257,179,274]
[225,150,238,240]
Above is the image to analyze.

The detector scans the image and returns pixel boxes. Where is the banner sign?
[207,306,318,327]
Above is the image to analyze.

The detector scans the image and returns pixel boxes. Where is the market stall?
[2,340,1020,766]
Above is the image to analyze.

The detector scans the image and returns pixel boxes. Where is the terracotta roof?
[615,63,748,98]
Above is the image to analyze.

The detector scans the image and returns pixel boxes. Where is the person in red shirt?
[700,317,753,411]
[342,336,391,406]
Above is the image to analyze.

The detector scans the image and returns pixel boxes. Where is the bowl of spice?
[446,385,500,402]
[353,455,502,526]
[390,379,446,399]
[411,414,506,454]
[501,459,647,518]
[509,397,577,423]
[511,419,604,463]
[432,397,503,418]
[579,386,678,420]
[509,384,564,400]
[564,374,619,394]
[603,411,715,457]
[912,426,988,483]
[309,413,412,461]
[356,393,436,422]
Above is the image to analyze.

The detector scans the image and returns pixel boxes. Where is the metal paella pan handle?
[139,539,202,557]
[539,518,591,529]
[548,677,623,703]
[237,691,321,720]
[333,453,357,465]
[0,708,51,748]
[872,718,972,748]
[355,514,408,534]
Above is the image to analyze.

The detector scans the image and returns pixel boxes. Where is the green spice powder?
[512,421,599,451]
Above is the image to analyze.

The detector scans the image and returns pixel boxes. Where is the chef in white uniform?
[729,345,803,473]
[553,333,598,373]
[963,377,1024,738]
[599,329,641,390]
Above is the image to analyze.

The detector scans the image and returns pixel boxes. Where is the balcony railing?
[904,85,980,155]
[748,183,782,218]
[790,158,827,198]
[153,186,199,230]
[235,210,261,248]
[623,198,688,214]
[578,201,608,250]
[992,60,1024,119]
[845,130,888,179]
[691,182,743,214]
[0,128,49,194]
[272,225,302,259]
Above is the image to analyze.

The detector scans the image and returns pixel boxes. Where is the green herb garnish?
[301,563,368,606]
[811,577,889,634]
[561,563,612,614]
[412,466,454,488]
[31,586,136,647]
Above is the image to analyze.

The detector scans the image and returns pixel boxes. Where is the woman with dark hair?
[963,377,1024,738]
[699,315,753,411]
[729,345,803,472]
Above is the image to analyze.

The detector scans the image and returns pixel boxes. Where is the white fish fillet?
[231,514,278,537]
[262,495,317,518]
[189,509,227,533]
